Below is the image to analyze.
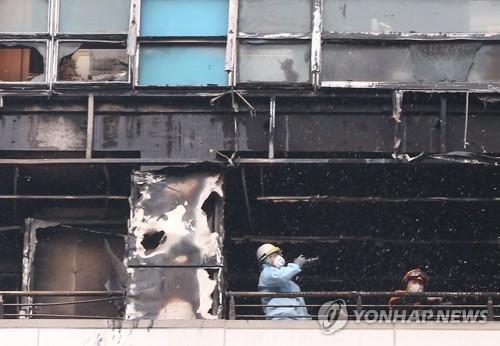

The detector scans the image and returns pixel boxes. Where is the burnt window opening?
[0,228,23,318]
[30,225,127,319]
[57,42,129,83]
[0,45,45,82]
[223,163,500,317]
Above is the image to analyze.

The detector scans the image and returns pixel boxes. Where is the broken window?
[58,0,129,34]
[0,43,46,82]
[0,1,130,86]
[0,0,49,33]
[56,42,129,83]
[137,0,228,86]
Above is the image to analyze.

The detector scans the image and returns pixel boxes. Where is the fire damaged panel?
[126,167,224,319]
[0,114,86,150]
[23,219,126,318]
[93,113,251,158]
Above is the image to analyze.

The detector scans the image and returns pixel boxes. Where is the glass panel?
[239,0,311,33]
[57,43,129,82]
[138,44,227,85]
[238,43,310,83]
[0,0,48,32]
[0,43,46,82]
[324,0,500,33]
[59,0,130,33]
[322,43,500,83]
[141,0,228,36]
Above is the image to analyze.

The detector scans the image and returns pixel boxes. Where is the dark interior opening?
[223,162,500,317]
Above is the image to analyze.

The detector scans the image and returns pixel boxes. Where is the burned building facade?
[0,0,499,320]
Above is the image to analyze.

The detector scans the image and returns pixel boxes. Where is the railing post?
[487,295,493,321]
[229,296,236,320]
[0,295,3,319]
[356,295,363,314]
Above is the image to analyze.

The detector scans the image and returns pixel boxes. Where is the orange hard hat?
[402,268,428,285]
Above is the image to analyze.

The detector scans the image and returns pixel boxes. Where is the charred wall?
[224,163,500,305]
[0,91,499,319]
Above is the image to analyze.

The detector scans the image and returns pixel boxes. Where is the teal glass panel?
[324,0,500,33]
[141,0,228,36]
[138,45,227,85]
[0,0,48,32]
[59,0,130,33]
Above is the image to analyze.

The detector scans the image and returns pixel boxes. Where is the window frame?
[134,0,230,88]
[319,0,500,90]
[0,0,132,88]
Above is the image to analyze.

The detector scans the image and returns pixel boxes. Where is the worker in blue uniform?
[256,243,312,320]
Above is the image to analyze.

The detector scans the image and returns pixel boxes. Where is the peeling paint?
[126,167,223,319]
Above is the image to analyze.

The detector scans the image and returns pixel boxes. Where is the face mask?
[273,255,285,268]
[409,283,423,292]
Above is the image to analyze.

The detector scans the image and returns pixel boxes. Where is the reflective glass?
[138,44,227,85]
[0,0,48,33]
[324,0,500,33]
[238,43,310,83]
[141,0,228,36]
[239,0,311,33]
[322,43,500,83]
[59,0,130,33]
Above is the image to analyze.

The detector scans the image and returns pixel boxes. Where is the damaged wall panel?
[22,219,126,318]
[0,114,87,151]
[127,167,224,319]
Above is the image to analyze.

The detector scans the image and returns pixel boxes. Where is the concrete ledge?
[0,319,498,330]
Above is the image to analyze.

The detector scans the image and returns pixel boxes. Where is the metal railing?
[226,291,500,321]
[0,291,125,319]
[1,290,498,321]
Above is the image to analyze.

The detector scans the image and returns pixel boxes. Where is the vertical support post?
[311,0,323,89]
[392,90,404,157]
[225,0,239,86]
[356,295,363,315]
[229,296,236,320]
[21,218,36,317]
[86,94,95,159]
[241,168,255,234]
[0,295,4,319]
[464,90,470,149]
[487,295,493,321]
[440,96,447,153]
[268,96,276,159]
[13,166,19,222]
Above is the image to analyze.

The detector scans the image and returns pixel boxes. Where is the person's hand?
[293,255,306,268]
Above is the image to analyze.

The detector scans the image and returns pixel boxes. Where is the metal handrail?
[226,291,500,321]
[0,291,125,319]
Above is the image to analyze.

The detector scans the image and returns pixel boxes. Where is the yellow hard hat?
[256,243,281,262]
